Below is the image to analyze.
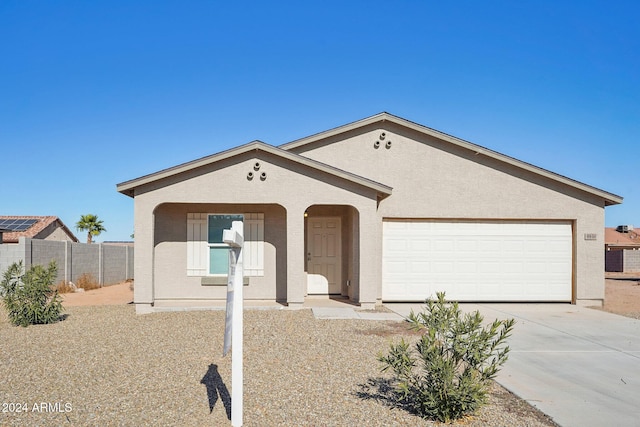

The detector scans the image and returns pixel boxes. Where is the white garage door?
[382,220,572,302]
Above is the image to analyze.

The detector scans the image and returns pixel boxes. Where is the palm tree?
[76,214,107,244]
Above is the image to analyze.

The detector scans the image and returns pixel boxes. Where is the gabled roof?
[280,112,623,206]
[0,216,79,243]
[116,140,393,198]
[605,227,640,248]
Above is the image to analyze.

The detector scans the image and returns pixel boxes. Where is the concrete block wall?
[0,242,25,277]
[31,239,67,283]
[70,242,100,282]
[0,238,134,286]
[623,250,640,272]
[606,250,640,273]
[103,245,131,285]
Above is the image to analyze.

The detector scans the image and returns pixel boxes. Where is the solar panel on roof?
[0,219,38,231]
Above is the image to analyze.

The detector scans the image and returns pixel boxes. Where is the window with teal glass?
[207,214,243,275]
[209,247,230,274]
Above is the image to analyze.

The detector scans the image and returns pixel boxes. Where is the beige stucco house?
[117,113,622,313]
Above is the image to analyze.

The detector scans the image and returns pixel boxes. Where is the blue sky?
[1,1,637,241]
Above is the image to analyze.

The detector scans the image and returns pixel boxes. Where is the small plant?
[0,261,64,327]
[55,280,76,294]
[378,292,515,423]
[75,273,100,291]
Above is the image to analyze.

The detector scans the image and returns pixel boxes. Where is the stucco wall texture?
[123,116,617,312]
[132,150,381,310]
[293,125,606,304]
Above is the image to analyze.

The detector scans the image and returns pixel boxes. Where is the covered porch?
[119,141,391,313]
[141,199,383,312]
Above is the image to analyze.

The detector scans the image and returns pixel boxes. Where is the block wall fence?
[605,249,640,273]
[0,237,134,286]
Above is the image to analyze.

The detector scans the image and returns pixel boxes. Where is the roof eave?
[280,112,623,206]
[116,140,392,198]
[117,141,266,197]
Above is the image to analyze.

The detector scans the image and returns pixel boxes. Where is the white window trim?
[187,212,264,277]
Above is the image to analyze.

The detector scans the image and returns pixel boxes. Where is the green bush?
[0,261,64,327]
[378,292,515,423]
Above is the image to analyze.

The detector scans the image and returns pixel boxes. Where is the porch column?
[133,202,155,314]
[286,207,306,307]
[358,205,382,309]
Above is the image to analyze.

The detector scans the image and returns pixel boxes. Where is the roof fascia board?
[117,141,264,196]
[280,113,388,151]
[116,140,392,198]
[280,112,623,206]
[268,146,392,195]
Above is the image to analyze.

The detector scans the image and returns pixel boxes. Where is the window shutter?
[187,212,264,277]
[243,213,264,276]
[187,213,208,276]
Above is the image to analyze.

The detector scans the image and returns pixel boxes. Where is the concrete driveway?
[385,303,640,427]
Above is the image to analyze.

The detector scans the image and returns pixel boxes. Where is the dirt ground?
[61,276,640,320]
[60,280,134,306]
[600,274,640,319]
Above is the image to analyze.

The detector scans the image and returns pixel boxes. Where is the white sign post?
[222,221,244,427]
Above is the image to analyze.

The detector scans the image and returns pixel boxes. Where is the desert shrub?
[378,292,515,423]
[55,281,75,294]
[75,273,100,291]
[0,261,64,327]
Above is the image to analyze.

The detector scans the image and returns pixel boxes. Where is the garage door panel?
[478,262,500,273]
[503,262,525,274]
[385,238,408,253]
[410,240,431,252]
[478,240,501,252]
[411,261,430,274]
[502,240,524,252]
[457,262,477,273]
[433,261,454,273]
[382,221,572,302]
[433,239,455,251]
[385,260,408,274]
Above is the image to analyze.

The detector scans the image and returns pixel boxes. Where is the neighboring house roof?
[0,216,79,243]
[605,227,640,249]
[281,112,623,206]
[117,140,394,198]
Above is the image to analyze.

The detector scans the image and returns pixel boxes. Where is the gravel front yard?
[0,303,557,426]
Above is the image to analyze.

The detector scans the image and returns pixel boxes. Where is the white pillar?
[286,209,305,307]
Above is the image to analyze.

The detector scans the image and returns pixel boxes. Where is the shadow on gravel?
[201,364,231,419]
[356,377,414,415]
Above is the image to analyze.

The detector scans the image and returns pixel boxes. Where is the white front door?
[306,217,342,294]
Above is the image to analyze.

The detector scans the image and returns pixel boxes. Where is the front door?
[306,217,342,294]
